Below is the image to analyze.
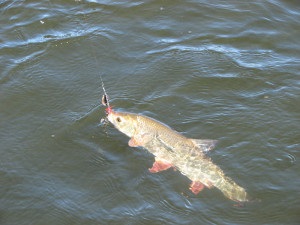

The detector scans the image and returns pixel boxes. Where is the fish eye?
[116,117,121,122]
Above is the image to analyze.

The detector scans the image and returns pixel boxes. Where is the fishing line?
[46,0,109,104]
[68,1,111,109]
[76,5,113,132]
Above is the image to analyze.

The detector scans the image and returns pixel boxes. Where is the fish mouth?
[106,108,116,124]
[105,106,113,115]
[99,104,114,126]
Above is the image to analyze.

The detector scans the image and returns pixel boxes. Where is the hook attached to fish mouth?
[100,94,112,126]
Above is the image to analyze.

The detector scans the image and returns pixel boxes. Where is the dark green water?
[1,0,299,224]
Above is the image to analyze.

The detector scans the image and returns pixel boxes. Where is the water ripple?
[1,0,300,224]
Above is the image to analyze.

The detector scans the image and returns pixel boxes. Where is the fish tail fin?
[216,176,248,202]
[190,139,218,152]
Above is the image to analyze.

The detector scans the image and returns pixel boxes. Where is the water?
[1,0,299,224]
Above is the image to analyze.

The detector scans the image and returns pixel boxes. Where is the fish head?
[107,110,137,137]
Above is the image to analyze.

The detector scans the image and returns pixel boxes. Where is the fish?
[106,108,248,202]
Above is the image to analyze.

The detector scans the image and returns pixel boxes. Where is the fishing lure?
[99,73,112,115]
[101,94,112,114]
[99,75,112,126]
[101,94,109,106]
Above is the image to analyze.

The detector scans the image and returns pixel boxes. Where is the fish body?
[107,109,248,202]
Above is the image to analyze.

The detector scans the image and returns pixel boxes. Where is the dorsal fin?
[190,139,218,152]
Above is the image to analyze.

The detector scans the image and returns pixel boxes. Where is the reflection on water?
[1,0,299,224]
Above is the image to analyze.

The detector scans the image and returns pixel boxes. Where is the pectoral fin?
[149,158,173,173]
[128,137,140,147]
[190,139,218,152]
[128,132,153,147]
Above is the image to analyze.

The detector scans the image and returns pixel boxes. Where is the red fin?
[149,160,173,173]
[189,181,205,194]
[128,137,140,147]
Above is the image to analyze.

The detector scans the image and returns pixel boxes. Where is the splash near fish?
[102,95,248,202]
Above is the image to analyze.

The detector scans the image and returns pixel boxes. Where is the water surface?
[1,0,299,224]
